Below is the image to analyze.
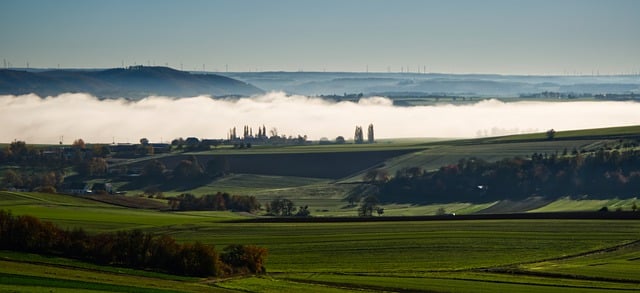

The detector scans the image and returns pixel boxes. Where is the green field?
[2,191,640,292]
[487,125,640,142]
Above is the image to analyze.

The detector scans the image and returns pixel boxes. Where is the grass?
[0,258,229,293]
[489,125,640,142]
[521,241,640,282]
[188,140,432,155]
[530,197,638,213]
[165,220,640,273]
[0,251,196,282]
[0,191,246,232]
[0,272,182,293]
[3,193,640,292]
[214,276,363,293]
[280,271,640,292]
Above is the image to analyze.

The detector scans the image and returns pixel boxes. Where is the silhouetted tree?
[358,195,379,217]
[142,160,167,182]
[268,198,295,216]
[354,126,364,144]
[546,129,556,140]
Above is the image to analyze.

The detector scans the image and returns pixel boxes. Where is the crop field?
[2,190,640,292]
[0,191,243,232]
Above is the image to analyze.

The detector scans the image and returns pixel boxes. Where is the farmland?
[2,126,640,291]
[2,189,640,292]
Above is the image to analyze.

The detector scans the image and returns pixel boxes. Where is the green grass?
[0,273,182,293]
[188,140,431,155]
[0,191,246,232]
[281,272,640,292]
[214,276,363,293]
[530,197,638,212]
[3,196,640,292]
[0,259,229,292]
[521,242,640,282]
[0,251,196,282]
[165,220,640,274]
[0,191,114,207]
[489,125,640,142]
[180,174,329,196]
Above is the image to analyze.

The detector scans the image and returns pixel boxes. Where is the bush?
[0,209,266,277]
[221,244,268,275]
[35,186,56,194]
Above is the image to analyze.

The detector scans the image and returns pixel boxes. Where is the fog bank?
[2,92,640,144]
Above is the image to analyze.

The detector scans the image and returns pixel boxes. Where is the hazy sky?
[1,0,639,74]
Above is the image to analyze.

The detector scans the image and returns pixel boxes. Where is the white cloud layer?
[2,92,640,144]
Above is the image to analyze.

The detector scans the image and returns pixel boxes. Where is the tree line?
[168,192,261,213]
[374,148,640,204]
[1,140,110,192]
[0,210,267,277]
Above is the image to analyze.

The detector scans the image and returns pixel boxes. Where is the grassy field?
[0,191,245,232]
[487,125,640,142]
[2,191,640,292]
[530,197,638,213]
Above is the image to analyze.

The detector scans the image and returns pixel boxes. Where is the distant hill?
[0,66,264,98]
[224,71,640,97]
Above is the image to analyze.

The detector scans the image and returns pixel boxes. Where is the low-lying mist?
[2,92,640,144]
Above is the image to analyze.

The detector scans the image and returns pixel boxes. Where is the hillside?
[0,66,264,98]
[225,71,640,97]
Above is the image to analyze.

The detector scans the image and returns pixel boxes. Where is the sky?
[1,0,639,75]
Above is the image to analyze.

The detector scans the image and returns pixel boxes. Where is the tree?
[139,138,149,145]
[268,198,295,216]
[72,139,86,149]
[363,169,390,183]
[89,157,108,176]
[269,127,279,138]
[367,124,374,143]
[142,160,167,182]
[221,244,268,274]
[632,201,638,212]
[8,141,28,162]
[205,157,230,178]
[294,206,311,217]
[358,195,379,217]
[75,157,107,177]
[173,157,204,180]
[335,136,346,144]
[546,129,556,140]
[2,169,23,188]
[354,126,364,144]
[93,144,111,157]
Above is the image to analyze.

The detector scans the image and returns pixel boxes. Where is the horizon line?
[3,66,640,77]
